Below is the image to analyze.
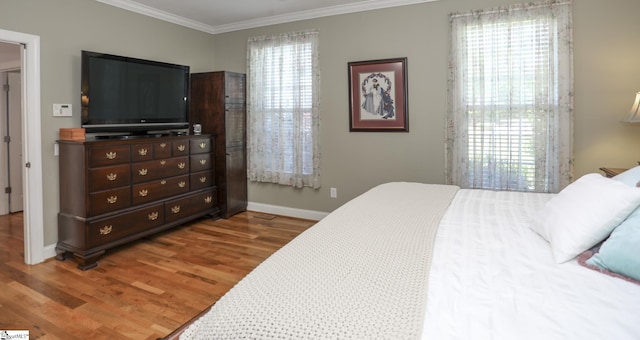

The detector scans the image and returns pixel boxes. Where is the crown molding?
[96,0,217,33]
[211,0,439,34]
[97,0,439,35]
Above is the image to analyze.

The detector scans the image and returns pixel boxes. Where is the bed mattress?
[423,189,640,340]
[173,184,640,339]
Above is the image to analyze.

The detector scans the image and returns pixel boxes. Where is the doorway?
[0,28,45,265]
[0,46,24,214]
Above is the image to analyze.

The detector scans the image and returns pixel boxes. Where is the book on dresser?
[55,134,218,270]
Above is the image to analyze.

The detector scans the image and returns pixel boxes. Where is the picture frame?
[348,57,408,132]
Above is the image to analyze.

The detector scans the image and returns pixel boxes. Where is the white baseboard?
[247,201,328,221]
[43,243,57,260]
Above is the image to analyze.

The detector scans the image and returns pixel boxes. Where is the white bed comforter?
[424,189,640,340]
[181,182,459,340]
[179,184,640,340]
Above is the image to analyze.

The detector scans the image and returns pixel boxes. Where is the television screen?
[81,50,190,134]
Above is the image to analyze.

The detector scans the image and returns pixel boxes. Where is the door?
[225,145,247,218]
[0,71,23,214]
[0,71,6,214]
[7,71,23,212]
[225,104,245,148]
[1,70,23,214]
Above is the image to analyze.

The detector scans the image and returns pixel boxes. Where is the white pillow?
[530,173,640,263]
[612,165,640,187]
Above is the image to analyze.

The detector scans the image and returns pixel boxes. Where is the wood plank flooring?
[0,211,314,339]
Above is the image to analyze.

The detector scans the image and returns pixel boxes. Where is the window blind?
[247,30,320,189]
[446,1,573,193]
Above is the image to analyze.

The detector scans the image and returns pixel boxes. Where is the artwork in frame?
[348,57,408,132]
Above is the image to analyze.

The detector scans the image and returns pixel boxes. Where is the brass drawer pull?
[139,168,148,176]
[177,145,186,152]
[199,142,206,149]
[100,225,113,235]
[178,162,186,169]
[148,211,159,221]
[138,148,148,156]
[205,196,212,204]
[199,159,207,165]
[107,173,117,181]
[160,142,167,148]
[160,179,167,185]
[139,189,148,197]
[106,151,117,160]
[160,160,166,165]
[178,181,186,188]
[199,176,207,183]
[107,196,118,204]
[171,205,181,214]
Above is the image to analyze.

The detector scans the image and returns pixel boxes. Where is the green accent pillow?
[587,172,640,282]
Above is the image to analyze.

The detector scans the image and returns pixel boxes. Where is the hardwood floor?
[0,211,314,339]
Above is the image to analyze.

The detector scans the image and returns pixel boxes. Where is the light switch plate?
[53,103,72,117]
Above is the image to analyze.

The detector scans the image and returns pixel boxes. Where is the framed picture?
[348,57,408,132]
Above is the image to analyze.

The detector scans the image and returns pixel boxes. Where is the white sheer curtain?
[246,30,320,189]
[446,0,573,193]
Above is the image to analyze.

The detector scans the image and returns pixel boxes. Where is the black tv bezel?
[80,50,190,135]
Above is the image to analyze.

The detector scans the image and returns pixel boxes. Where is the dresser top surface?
[58,134,210,146]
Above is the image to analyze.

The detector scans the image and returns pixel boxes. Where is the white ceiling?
[98,0,438,34]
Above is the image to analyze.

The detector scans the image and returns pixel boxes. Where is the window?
[246,30,320,189]
[446,1,573,193]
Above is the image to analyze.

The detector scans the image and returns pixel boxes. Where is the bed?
[164,172,640,339]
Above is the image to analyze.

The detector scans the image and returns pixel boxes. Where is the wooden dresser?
[56,134,218,270]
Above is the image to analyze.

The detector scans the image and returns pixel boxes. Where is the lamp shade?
[622,92,640,123]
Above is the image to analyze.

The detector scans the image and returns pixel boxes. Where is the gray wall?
[212,0,640,213]
[1,0,640,247]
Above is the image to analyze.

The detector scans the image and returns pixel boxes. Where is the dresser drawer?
[190,170,214,190]
[131,143,154,162]
[190,153,212,172]
[190,138,212,154]
[88,187,132,216]
[131,156,189,183]
[87,203,165,248]
[172,139,190,156]
[132,175,190,205]
[165,190,216,223]
[89,164,131,192]
[154,141,172,159]
[89,145,131,167]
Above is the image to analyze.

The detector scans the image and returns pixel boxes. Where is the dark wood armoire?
[190,71,247,218]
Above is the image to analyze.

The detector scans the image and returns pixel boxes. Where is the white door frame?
[0,29,44,265]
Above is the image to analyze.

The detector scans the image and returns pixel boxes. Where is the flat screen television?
[81,50,190,135]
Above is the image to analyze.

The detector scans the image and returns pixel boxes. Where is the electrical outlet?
[330,187,337,198]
